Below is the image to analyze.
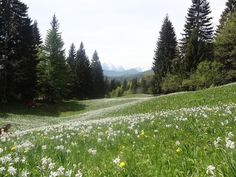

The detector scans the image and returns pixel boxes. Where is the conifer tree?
[181,0,214,73]
[75,42,93,99]
[217,0,236,33]
[32,20,42,47]
[66,43,77,98]
[0,0,37,103]
[91,51,105,98]
[37,15,67,102]
[152,16,177,94]
[215,12,236,73]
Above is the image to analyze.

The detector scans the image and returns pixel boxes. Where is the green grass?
[108,83,236,117]
[0,83,236,176]
[0,98,142,131]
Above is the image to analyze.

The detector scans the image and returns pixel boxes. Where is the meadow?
[0,83,236,177]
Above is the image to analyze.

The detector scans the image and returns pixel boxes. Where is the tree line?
[152,0,236,94]
[0,0,105,103]
[0,0,235,103]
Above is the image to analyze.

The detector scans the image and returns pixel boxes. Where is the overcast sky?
[22,0,226,70]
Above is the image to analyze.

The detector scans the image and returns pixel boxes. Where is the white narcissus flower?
[206,165,215,176]
[226,138,235,149]
[21,170,30,177]
[75,170,83,177]
[8,166,17,176]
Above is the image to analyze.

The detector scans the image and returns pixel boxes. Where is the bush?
[161,74,183,93]
[182,61,223,90]
[110,87,123,98]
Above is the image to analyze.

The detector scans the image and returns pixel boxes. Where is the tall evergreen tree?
[32,20,42,47]
[37,15,67,102]
[152,16,177,94]
[91,51,105,98]
[180,0,214,73]
[66,43,77,98]
[67,43,76,72]
[75,42,93,99]
[0,0,37,103]
[217,0,236,33]
[215,12,236,73]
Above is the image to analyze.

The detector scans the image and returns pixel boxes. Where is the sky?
[22,0,227,70]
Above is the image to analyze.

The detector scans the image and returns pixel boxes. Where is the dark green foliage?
[0,0,38,103]
[182,61,223,90]
[181,0,214,74]
[161,74,183,93]
[32,20,42,46]
[75,42,93,99]
[66,43,77,98]
[122,80,128,91]
[152,16,177,94]
[215,12,236,75]
[37,15,68,102]
[217,0,236,33]
[131,78,138,94]
[91,51,105,98]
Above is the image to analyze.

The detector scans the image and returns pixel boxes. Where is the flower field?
[0,84,236,177]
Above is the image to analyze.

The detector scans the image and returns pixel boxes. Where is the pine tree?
[67,43,76,72]
[152,16,177,94]
[32,20,42,47]
[91,51,105,98]
[0,0,37,103]
[66,43,77,98]
[217,0,236,33]
[215,12,236,72]
[37,15,67,102]
[181,0,214,73]
[75,42,93,99]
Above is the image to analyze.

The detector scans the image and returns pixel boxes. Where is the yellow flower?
[11,146,16,151]
[176,147,181,154]
[119,162,126,168]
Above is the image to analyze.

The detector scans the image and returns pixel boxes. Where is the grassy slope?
[0,84,236,177]
[109,83,236,116]
[0,98,141,131]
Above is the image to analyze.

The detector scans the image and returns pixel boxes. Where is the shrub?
[161,74,183,93]
[182,60,223,90]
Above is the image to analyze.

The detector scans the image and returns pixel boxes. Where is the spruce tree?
[0,0,37,103]
[217,0,236,33]
[37,15,67,102]
[181,0,214,73]
[75,42,93,99]
[66,43,77,98]
[215,12,236,72]
[32,20,42,47]
[91,51,105,98]
[152,16,177,94]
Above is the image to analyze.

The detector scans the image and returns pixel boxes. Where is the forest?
[0,0,235,104]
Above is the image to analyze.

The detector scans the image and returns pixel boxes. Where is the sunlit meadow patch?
[0,101,235,176]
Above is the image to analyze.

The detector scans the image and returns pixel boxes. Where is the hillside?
[0,83,235,176]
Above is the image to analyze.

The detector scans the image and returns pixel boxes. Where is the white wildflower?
[42,145,47,150]
[113,156,121,165]
[228,132,234,138]
[8,166,17,176]
[88,148,97,155]
[206,165,215,176]
[21,170,30,177]
[226,138,235,149]
[65,170,72,177]
[75,170,83,177]
[0,167,5,173]
[175,141,180,146]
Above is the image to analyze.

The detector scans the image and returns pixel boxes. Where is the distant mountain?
[103,68,142,77]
